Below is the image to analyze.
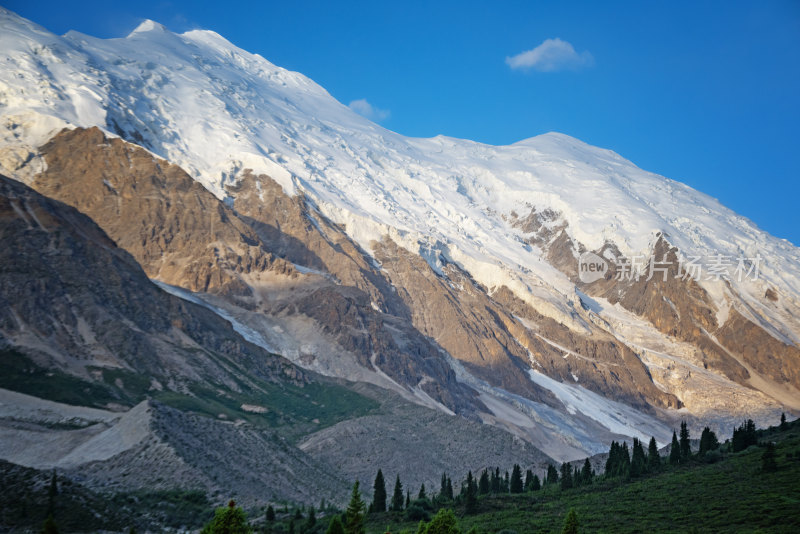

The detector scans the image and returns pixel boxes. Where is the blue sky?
[7,1,800,246]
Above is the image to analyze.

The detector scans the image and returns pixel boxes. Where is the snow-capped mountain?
[2,7,799,462]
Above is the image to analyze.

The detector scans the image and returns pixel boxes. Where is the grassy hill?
[359,419,800,533]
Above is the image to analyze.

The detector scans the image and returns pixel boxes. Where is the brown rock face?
[372,239,545,400]
[717,308,800,389]
[0,174,301,390]
[228,172,408,317]
[31,127,294,299]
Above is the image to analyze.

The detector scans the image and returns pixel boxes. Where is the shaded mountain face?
[0,172,301,391]
[0,6,798,468]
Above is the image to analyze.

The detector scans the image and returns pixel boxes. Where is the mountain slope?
[0,6,797,460]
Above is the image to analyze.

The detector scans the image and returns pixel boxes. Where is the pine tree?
[605,441,619,476]
[581,458,593,484]
[406,490,410,509]
[372,470,387,513]
[464,471,478,515]
[502,471,510,493]
[699,427,719,456]
[669,431,681,465]
[509,464,524,493]
[679,421,691,461]
[417,484,427,501]
[266,505,275,522]
[305,509,317,532]
[491,468,501,493]
[559,463,573,490]
[478,470,490,495]
[445,476,454,501]
[647,436,661,472]
[326,516,345,534]
[780,412,788,431]
[762,442,778,472]
[546,464,559,485]
[561,509,579,534]
[288,519,295,534]
[391,476,404,512]
[630,438,646,478]
[531,474,541,491]
[344,482,366,534]
[524,469,534,492]
[200,500,252,534]
[732,420,757,452]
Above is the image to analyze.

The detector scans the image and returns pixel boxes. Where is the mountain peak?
[127,19,169,37]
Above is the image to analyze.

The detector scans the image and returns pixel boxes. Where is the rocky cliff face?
[31,127,294,300]
[518,211,800,413]
[0,172,299,392]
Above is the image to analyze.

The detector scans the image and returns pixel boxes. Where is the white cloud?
[348,99,390,122]
[506,38,593,72]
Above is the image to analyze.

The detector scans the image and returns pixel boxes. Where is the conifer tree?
[464,471,478,515]
[406,490,410,509]
[372,470,387,513]
[417,484,427,501]
[531,474,541,491]
[620,441,631,475]
[305,509,316,532]
[647,436,661,472]
[325,516,345,534]
[391,476,404,512]
[780,412,788,431]
[345,482,366,534]
[561,509,579,534]
[630,438,646,477]
[605,441,619,476]
[524,469,534,492]
[699,427,719,456]
[509,464,524,493]
[732,420,757,452]
[266,505,275,522]
[669,431,681,465]
[477,470,489,495]
[502,471,509,493]
[581,458,593,484]
[679,421,691,461]
[546,464,559,485]
[559,462,573,490]
[491,468,501,493]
